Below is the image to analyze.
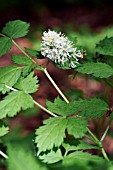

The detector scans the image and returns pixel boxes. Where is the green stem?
[64,150,68,157]
[101,147,109,162]
[0,150,8,159]
[104,79,113,88]
[33,100,58,117]
[100,124,110,142]
[0,33,6,37]
[85,134,97,144]
[44,68,69,104]
[87,128,99,144]
[12,40,36,64]
[5,85,58,117]
[86,128,110,161]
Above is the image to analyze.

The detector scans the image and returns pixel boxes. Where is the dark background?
[1,0,113,31]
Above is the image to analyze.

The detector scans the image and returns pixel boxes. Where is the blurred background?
[0,0,113,169]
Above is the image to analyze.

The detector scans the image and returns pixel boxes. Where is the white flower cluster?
[41,30,83,68]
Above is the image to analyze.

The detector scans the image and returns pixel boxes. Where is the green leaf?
[63,151,103,165]
[35,116,88,155]
[63,139,99,152]
[35,117,68,154]
[0,37,12,57]
[47,97,108,118]
[22,64,33,77]
[14,72,39,94]
[110,112,113,121]
[7,144,48,170]
[0,125,9,137]
[39,149,63,164]
[0,66,21,94]
[77,62,113,78]
[25,47,40,58]
[67,117,88,138]
[46,97,77,116]
[2,20,30,38]
[0,91,34,119]
[96,36,113,56]
[77,98,108,118]
[12,55,32,65]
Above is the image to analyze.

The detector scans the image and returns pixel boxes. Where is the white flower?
[41,30,83,68]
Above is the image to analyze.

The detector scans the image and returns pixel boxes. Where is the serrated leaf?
[67,117,88,138]
[2,20,30,38]
[47,97,108,118]
[12,55,32,65]
[63,151,103,165]
[7,144,47,170]
[22,64,33,77]
[46,97,77,116]
[96,36,113,56]
[35,117,68,154]
[0,125,9,137]
[0,37,12,57]
[39,149,63,164]
[14,72,39,93]
[63,139,99,152]
[0,91,34,119]
[77,62,113,78]
[0,66,21,94]
[25,47,39,57]
[77,98,108,118]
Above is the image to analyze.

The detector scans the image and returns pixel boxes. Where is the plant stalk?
[104,79,113,88]
[12,40,36,64]
[0,150,8,159]
[44,68,69,104]
[100,124,110,142]
[101,147,109,162]
[86,128,110,161]
[5,85,58,117]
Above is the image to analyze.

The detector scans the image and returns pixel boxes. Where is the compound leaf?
[0,66,21,94]
[39,149,63,164]
[67,117,88,138]
[0,37,12,57]
[0,125,9,137]
[2,20,30,38]
[96,36,113,56]
[0,91,34,119]
[7,144,47,170]
[12,55,32,65]
[63,151,103,165]
[35,117,68,154]
[47,97,108,118]
[77,62,113,78]
[46,97,77,116]
[77,98,108,118]
[14,72,39,94]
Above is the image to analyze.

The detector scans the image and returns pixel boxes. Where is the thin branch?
[44,68,69,104]
[100,124,110,142]
[104,79,113,88]
[0,150,8,159]
[5,85,58,117]
[12,40,36,64]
